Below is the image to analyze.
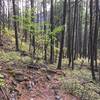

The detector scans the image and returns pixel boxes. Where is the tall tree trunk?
[78,3,82,58]
[89,0,96,80]
[30,0,35,56]
[2,1,5,29]
[93,0,99,70]
[8,0,11,29]
[43,0,47,62]
[0,0,2,46]
[83,1,88,58]
[57,0,67,69]
[24,0,28,42]
[74,4,79,59]
[12,0,19,51]
[50,0,54,64]
[67,0,71,66]
[71,0,78,69]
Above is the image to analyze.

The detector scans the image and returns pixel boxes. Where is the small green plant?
[0,51,21,62]
[0,74,5,87]
[60,69,100,100]
[2,28,14,37]
[20,42,29,51]
[61,78,100,100]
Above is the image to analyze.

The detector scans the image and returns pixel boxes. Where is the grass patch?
[60,69,100,100]
[0,51,21,62]
[0,51,32,64]
[19,42,29,52]
[0,74,5,87]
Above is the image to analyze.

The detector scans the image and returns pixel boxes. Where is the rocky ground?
[0,61,79,100]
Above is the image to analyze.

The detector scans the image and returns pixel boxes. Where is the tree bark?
[83,1,88,58]
[43,0,47,62]
[71,0,78,70]
[67,0,71,66]
[50,0,54,64]
[30,0,35,56]
[93,0,99,70]
[57,0,67,69]
[89,0,96,80]
[0,0,2,46]
[12,0,19,51]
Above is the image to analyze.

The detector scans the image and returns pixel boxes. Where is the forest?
[0,0,100,100]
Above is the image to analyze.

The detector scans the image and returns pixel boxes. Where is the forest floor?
[0,35,79,100]
[0,34,100,100]
[0,60,79,100]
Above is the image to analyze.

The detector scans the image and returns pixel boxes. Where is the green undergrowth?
[3,28,15,43]
[3,28,29,52]
[0,51,21,62]
[0,74,5,87]
[3,28,14,38]
[19,42,29,52]
[0,51,32,64]
[60,69,100,100]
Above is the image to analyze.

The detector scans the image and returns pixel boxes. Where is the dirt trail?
[0,63,79,100]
